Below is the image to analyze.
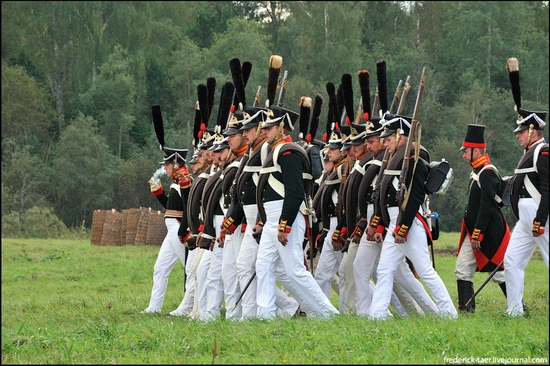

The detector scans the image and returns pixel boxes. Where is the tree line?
[1,1,548,234]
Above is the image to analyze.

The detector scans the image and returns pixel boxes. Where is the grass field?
[2,234,548,364]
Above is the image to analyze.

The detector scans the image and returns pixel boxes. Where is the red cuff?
[181,232,191,242]
[152,186,164,196]
[241,223,247,233]
[394,224,410,238]
[341,227,348,236]
[471,228,481,241]
[532,221,545,234]
[376,225,385,234]
[278,220,291,233]
[222,217,237,234]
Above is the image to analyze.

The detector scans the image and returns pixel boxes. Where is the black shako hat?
[325,125,344,150]
[459,124,486,151]
[506,57,547,133]
[379,113,412,138]
[260,105,299,132]
[239,106,268,132]
[160,147,188,165]
[514,108,547,133]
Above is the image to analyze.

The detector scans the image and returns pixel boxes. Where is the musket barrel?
[397,67,426,208]
[277,70,288,107]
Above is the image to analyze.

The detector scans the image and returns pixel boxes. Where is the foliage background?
[2,1,549,234]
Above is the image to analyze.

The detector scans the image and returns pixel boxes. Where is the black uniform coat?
[459,157,510,272]
[511,140,549,226]
[374,142,431,238]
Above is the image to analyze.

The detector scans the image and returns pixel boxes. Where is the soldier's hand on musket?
[278,231,289,247]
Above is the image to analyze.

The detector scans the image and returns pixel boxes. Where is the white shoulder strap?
[470,164,502,203]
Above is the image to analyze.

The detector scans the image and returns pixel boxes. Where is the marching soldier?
[222,105,301,320]
[253,105,339,319]
[313,125,347,311]
[353,111,433,318]
[504,57,549,317]
[217,108,249,320]
[142,105,193,315]
[456,124,510,312]
[367,113,458,320]
[190,80,225,321]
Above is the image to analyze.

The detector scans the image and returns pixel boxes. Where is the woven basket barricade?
[90,208,166,246]
[146,210,167,245]
[90,209,106,245]
[124,208,143,245]
[101,209,123,246]
[134,208,151,245]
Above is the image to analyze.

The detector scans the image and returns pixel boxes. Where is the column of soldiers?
[141,55,547,320]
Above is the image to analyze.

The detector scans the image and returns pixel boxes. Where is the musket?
[397,75,411,114]
[389,79,403,114]
[307,195,315,275]
[277,70,288,107]
[397,67,426,210]
[464,260,504,308]
[354,96,364,125]
[372,87,379,118]
[253,85,262,107]
[231,272,256,312]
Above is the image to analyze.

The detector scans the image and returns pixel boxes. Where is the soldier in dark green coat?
[456,124,510,312]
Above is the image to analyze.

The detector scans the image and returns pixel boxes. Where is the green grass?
[2,235,548,364]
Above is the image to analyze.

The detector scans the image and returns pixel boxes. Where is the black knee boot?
[457,280,475,313]
[499,282,507,297]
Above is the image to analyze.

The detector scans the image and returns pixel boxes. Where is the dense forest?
[1,1,549,235]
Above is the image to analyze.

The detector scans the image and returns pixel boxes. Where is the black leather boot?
[499,282,507,297]
[457,280,475,313]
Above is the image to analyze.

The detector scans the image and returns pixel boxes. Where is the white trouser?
[237,204,299,320]
[505,198,549,316]
[170,247,197,315]
[341,240,358,314]
[202,215,225,321]
[144,218,188,312]
[455,236,505,283]
[188,248,205,320]
[222,225,243,320]
[368,207,457,320]
[256,200,339,320]
[196,247,212,319]
[354,231,431,317]
[315,217,345,309]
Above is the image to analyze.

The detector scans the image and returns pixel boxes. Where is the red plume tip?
[363,112,369,121]
[230,105,236,113]
[345,116,351,125]
[335,122,340,130]
[307,134,312,143]
[200,123,206,131]
[323,133,327,142]
[198,131,203,138]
